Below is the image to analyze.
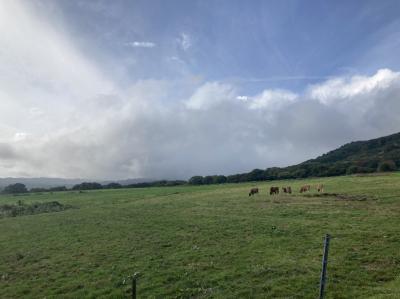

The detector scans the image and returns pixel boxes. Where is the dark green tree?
[378,160,397,172]
[213,175,227,184]
[72,182,103,190]
[189,176,204,185]
[247,169,265,181]
[202,176,214,185]
[3,183,28,194]
[49,186,68,192]
[104,183,122,189]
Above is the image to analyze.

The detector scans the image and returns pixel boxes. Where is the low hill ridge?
[190,131,400,184]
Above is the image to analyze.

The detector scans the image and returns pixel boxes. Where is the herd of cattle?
[248,184,324,196]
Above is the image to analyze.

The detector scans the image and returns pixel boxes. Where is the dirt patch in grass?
[302,193,377,201]
[0,201,73,218]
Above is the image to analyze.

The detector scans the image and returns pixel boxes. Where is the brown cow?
[249,188,259,196]
[282,186,292,194]
[316,184,324,192]
[300,185,311,193]
[270,186,279,195]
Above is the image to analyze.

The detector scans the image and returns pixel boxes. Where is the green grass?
[1,173,400,298]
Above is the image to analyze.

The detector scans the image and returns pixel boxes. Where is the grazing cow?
[270,187,279,195]
[316,184,324,192]
[282,186,292,194]
[300,185,311,193]
[249,188,259,196]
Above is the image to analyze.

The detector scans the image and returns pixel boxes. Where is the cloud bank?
[2,67,400,180]
[1,1,400,180]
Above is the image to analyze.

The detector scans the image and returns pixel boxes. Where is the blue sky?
[1,0,400,179]
[53,0,400,92]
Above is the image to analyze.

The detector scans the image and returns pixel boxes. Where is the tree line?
[0,159,397,195]
[2,132,400,194]
[0,180,187,194]
[2,158,397,195]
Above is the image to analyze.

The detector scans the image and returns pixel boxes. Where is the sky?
[1,0,400,180]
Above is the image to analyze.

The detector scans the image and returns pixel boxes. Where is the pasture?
[1,173,400,298]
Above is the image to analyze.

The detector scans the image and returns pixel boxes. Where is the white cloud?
[14,133,29,142]
[127,41,156,48]
[29,107,45,118]
[249,89,298,110]
[0,0,114,136]
[236,95,249,101]
[178,33,192,51]
[309,68,400,105]
[185,82,236,110]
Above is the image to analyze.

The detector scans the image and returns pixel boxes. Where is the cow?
[270,186,279,195]
[316,184,324,192]
[282,186,292,194]
[300,185,311,193]
[249,188,259,196]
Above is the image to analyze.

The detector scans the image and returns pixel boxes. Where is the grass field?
[1,173,400,298]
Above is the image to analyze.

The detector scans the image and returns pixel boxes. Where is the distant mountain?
[103,178,154,186]
[0,178,84,189]
[0,177,153,190]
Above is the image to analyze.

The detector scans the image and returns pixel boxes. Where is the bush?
[104,183,122,189]
[49,186,67,192]
[72,182,103,190]
[347,166,375,174]
[378,160,397,172]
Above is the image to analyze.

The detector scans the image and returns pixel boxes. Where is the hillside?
[297,131,400,176]
[190,132,400,184]
[312,132,400,164]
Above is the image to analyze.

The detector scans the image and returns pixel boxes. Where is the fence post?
[319,234,330,299]
[132,274,137,299]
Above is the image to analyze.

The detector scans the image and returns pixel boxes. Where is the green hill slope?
[191,132,400,184]
[296,131,400,177]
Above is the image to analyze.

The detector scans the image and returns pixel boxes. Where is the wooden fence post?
[132,272,140,299]
[132,276,136,299]
[319,234,330,299]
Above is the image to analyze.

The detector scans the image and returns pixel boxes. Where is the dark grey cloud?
[0,143,19,160]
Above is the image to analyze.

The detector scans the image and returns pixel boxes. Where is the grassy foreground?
[1,174,400,298]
